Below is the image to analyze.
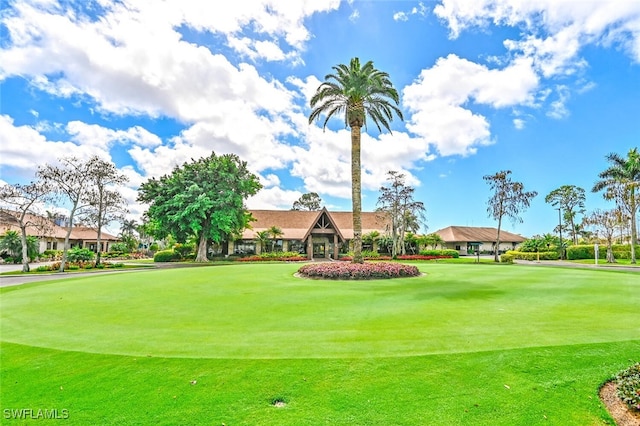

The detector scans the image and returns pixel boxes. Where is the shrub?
[67,248,96,263]
[615,362,640,412]
[503,250,559,261]
[298,262,420,280]
[566,244,640,260]
[500,253,514,263]
[236,252,307,262]
[42,250,63,260]
[566,245,606,260]
[109,242,129,253]
[173,243,195,259]
[419,249,459,258]
[154,250,180,262]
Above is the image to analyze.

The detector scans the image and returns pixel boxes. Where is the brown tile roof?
[434,226,526,243]
[0,211,118,241]
[243,209,389,240]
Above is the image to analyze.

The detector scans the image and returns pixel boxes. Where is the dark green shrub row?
[419,249,459,258]
[153,250,181,262]
[615,362,640,412]
[503,250,559,261]
[566,244,640,260]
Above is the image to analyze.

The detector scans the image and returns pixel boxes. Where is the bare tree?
[376,171,426,258]
[83,158,129,265]
[38,156,96,271]
[484,170,538,262]
[583,209,620,263]
[0,181,52,272]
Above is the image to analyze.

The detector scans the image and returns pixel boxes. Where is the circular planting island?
[297,261,420,280]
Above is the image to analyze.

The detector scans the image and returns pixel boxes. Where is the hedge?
[153,250,181,262]
[566,244,640,260]
[419,249,459,258]
[503,250,560,261]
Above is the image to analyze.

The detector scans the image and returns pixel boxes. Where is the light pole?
[556,207,563,260]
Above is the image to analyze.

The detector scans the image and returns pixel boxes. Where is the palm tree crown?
[308,57,403,132]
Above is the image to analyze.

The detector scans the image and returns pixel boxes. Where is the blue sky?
[1,0,639,237]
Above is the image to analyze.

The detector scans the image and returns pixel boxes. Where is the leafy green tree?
[483,170,538,262]
[291,192,323,211]
[137,152,262,262]
[0,230,37,262]
[592,148,640,263]
[309,57,403,263]
[544,185,586,245]
[0,180,53,272]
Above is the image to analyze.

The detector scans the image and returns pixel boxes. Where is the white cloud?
[66,121,163,148]
[434,0,640,69]
[402,54,538,156]
[246,186,302,210]
[394,2,428,22]
[0,115,90,171]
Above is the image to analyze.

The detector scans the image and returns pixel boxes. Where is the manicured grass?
[1,263,638,424]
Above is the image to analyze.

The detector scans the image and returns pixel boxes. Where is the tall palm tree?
[592,147,640,263]
[309,57,403,263]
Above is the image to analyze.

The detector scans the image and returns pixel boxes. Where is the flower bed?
[338,254,452,262]
[236,255,307,262]
[297,262,420,280]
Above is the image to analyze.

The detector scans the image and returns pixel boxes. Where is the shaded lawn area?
[1,263,638,425]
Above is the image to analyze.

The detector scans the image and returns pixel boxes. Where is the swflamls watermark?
[3,408,69,420]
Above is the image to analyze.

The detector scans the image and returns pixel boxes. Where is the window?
[289,240,306,254]
[234,240,256,255]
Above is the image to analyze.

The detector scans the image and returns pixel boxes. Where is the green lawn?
[1,263,638,425]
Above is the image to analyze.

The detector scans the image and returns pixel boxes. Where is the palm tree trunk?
[351,125,363,264]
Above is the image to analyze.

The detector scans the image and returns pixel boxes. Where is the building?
[0,211,119,254]
[235,208,389,260]
[434,226,526,255]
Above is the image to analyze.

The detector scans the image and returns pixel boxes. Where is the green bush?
[566,245,605,260]
[67,248,96,263]
[173,243,195,259]
[419,249,459,258]
[42,249,63,260]
[503,250,559,261]
[153,250,180,262]
[257,251,302,259]
[109,242,129,253]
[500,253,514,263]
[566,244,640,260]
[615,362,640,412]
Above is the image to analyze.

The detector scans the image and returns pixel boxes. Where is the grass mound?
[297,261,420,279]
